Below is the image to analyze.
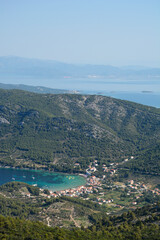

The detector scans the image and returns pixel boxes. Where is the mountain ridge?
[0,82,75,94]
[0,56,159,81]
[0,88,160,174]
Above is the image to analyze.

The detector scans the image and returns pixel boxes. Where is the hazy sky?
[0,0,160,67]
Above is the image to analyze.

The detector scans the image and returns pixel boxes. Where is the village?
[38,156,160,211]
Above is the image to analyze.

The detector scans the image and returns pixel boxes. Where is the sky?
[0,0,160,67]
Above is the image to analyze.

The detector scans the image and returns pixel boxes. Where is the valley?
[0,89,160,238]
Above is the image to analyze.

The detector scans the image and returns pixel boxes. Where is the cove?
[0,168,86,191]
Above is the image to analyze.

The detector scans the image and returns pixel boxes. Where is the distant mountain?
[0,56,160,82]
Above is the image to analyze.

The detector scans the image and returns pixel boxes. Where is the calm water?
[64,78,160,108]
[1,77,160,107]
[0,168,86,191]
[107,92,160,108]
[81,90,160,108]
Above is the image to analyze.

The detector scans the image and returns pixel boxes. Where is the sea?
[0,168,86,191]
[2,77,160,108]
[58,78,160,108]
[0,78,159,190]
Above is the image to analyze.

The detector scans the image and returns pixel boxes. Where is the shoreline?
[0,164,86,176]
[0,166,87,191]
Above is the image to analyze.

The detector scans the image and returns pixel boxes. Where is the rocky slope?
[0,89,160,173]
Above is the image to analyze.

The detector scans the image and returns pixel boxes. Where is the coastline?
[0,166,87,191]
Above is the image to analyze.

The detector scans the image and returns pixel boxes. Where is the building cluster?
[126,180,148,191]
[31,155,159,210]
[102,164,117,175]
[96,197,113,205]
[86,161,98,175]
[42,174,102,199]
[87,175,101,186]
[149,188,160,196]
[49,185,94,198]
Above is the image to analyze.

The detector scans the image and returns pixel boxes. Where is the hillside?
[0,181,106,228]
[0,88,160,174]
[0,182,160,239]
[0,82,74,94]
[0,203,160,240]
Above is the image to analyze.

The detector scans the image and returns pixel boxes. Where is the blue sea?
[2,77,160,108]
[81,90,160,108]
[0,168,86,191]
[58,78,160,108]
[1,77,160,108]
[44,77,160,108]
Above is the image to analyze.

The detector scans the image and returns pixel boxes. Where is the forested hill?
[0,203,160,239]
[0,88,160,174]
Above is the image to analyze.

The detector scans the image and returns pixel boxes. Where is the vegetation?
[0,182,40,196]
[0,182,104,228]
[0,203,160,239]
[123,145,160,174]
[0,181,159,229]
[0,89,160,175]
[0,89,160,238]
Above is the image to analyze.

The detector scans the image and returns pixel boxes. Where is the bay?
[0,168,86,191]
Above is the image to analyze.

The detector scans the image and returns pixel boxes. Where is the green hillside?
[0,203,160,240]
[0,181,160,239]
[0,89,160,174]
